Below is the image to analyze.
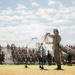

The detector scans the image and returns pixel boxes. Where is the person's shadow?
[40,68,49,71]
[39,66,49,71]
[54,68,65,71]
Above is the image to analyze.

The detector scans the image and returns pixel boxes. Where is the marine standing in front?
[46,29,62,70]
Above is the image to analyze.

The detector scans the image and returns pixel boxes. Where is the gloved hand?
[46,33,50,36]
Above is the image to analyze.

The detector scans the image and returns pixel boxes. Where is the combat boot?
[55,66,61,70]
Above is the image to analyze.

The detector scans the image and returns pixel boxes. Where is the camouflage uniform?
[48,29,61,68]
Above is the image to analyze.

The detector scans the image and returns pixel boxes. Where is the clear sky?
[0,0,75,50]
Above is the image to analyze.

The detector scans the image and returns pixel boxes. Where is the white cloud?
[48,0,57,5]
[72,1,75,5]
[48,0,63,6]
[0,23,50,47]
[36,7,73,24]
[16,4,27,10]
[0,2,75,47]
[61,40,75,45]
[31,2,40,7]
[66,26,75,34]
[0,9,14,15]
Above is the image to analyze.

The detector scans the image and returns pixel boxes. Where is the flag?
[44,35,49,44]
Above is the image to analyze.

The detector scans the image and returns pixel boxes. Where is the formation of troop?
[10,46,55,65]
[11,47,46,64]
[0,43,55,65]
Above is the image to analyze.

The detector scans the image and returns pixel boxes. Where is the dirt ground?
[0,65,75,75]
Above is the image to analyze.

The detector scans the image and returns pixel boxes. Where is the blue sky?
[0,0,75,50]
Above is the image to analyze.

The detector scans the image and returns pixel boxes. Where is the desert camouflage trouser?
[53,49,61,66]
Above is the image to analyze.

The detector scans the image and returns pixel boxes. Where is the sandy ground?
[0,65,75,75]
